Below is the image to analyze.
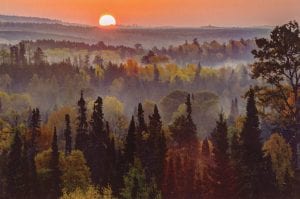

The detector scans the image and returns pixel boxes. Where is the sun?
[99,15,116,27]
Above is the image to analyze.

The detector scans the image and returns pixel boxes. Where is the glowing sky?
[1,0,299,27]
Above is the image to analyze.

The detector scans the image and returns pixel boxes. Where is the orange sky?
[1,0,299,27]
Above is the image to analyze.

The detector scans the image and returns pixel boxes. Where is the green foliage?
[121,159,161,199]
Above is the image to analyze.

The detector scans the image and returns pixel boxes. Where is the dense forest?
[0,21,299,199]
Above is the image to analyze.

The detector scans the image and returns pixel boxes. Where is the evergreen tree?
[28,108,40,198]
[6,130,25,199]
[136,103,147,168]
[90,97,105,139]
[210,113,235,199]
[148,105,166,186]
[75,91,88,153]
[49,127,61,199]
[239,88,265,198]
[169,94,197,144]
[88,96,107,186]
[124,116,136,168]
[185,94,197,140]
[64,114,72,156]
[121,159,149,199]
[137,103,147,134]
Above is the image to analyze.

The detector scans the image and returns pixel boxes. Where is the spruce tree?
[210,113,235,199]
[124,116,136,168]
[136,103,147,171]
[137,103,147,134]
[88,96,107,186]
[64,114,72,156]
[169,94,197,144]
[185,94,197,140]
[90,97,104,138]
[28,108,40,198]
[75,91,88,153]
[6,130,25,199]
[239,88,264,198]
[148,105,166,186]
[49,127,61,199]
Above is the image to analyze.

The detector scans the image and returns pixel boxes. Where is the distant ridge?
[0,14,272,48]
[0,14,62,24]
[0,14,90,27]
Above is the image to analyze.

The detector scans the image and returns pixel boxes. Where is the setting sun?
[99,15,116,26]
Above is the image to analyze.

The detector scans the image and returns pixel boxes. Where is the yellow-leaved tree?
[263,133,294,189]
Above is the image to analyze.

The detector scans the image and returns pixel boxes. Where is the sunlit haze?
[1,0,299,27]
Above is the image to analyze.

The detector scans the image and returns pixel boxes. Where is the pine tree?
[239,88,264,198]
[75,91,88,153]
[6,130,25,199]
[64,114,72,156]
[124,116,136,168]
[49,127,61,199]
[210,113,235,199]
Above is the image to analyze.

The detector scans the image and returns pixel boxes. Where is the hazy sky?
[1,0,299,27]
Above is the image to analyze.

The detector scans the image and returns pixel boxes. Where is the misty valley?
[0,14,299,199]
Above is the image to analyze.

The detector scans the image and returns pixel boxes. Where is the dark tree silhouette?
[49,127,61,199]
[6,130,25,199]
[64,114,72,156]
[124,116,136,168]
[239,88,265,198]
[75,91,88,153]
[251,21,300,145]
[210,113,235,199]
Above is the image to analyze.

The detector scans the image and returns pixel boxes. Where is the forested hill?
[0,15,271,48]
